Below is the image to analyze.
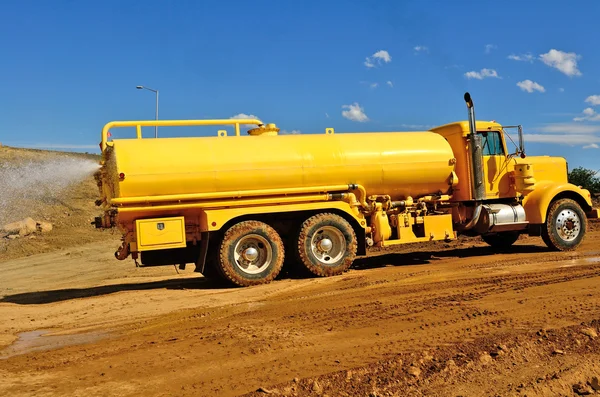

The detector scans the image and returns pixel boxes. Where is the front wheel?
[541,198,587,251]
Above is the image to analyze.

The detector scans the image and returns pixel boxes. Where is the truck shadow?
[1,244,549,305]
[350,244,549,271]
[0,276,229,305]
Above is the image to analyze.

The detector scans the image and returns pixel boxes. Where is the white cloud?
[464,68,500,80]
[533,123,600,134]
[583,143,599,149]
[341,103,369,122]
[370,82,378,89]
[573,107,600,122]
[484,44,497,54]
[231,113,262,127]
[281,129,301,135]
[414,45,429,53]
[373,50,391,62]
[539,49,582,77]
[231,113,259,120]
[364,50,391,68]
[507,53,534,63]
[386,81,393,88]
[524,134,600,145]
[585,95,600,106]
[516,80,545,93]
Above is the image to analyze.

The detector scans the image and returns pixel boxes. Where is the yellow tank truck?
[93,93,599,286]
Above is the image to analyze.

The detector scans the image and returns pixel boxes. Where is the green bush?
[568,167,600,193]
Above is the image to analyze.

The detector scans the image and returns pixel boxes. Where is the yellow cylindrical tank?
[104,131,456,202]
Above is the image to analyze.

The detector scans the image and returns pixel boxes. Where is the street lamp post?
[136,85,159,138]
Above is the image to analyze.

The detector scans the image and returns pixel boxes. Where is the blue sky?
[1,0,600,171]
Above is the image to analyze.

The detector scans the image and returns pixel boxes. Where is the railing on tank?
[100,118,264,151]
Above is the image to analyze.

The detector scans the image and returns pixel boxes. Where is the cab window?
[480,131,504,156]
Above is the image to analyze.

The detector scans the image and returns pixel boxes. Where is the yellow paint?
[513,163,536,194]
[111,184,351,205]
[135,216,186,251]
[514,155,568,184]
[428,121,591,218]
[429,121,475,202]
[383,214,454,246]
[371,207,392,244]
[95,117,598,261]
[101,123,456,205]
[431,121,519,201]
[521,181,593,224]
[510,155,592,223]
[482,154,511,199]
[247,123,280,136]
[199,201,365,232]
[100,118,264,151]
[119,193,333,215]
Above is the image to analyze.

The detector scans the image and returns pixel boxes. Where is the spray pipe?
[348,184,373,212]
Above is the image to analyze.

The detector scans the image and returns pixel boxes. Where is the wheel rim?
[233,234,273,275]
[555,208,581,242]
[310,226,346,264]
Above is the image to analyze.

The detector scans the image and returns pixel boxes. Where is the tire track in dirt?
[2,233,600,396]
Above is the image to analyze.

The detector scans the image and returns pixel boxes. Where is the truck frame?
[94,93,599,286]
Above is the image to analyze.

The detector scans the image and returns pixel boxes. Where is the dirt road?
[2,228,600,396]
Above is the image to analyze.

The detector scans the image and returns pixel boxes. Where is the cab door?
[479,130,512,199]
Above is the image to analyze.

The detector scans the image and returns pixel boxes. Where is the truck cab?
[431,95,597,251]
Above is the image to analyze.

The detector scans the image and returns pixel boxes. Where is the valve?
[247,123,280,136]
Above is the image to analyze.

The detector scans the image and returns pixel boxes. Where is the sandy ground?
[2,229,600,397]
[2,146,600,396]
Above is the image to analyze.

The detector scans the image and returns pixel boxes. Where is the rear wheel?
[296,213,357,277]
[217,221,285,286]
[541,198,587,251]
[481,231,520,250]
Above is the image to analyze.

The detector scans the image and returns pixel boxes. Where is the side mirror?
[518,125,526,158]
[502,124,526,158]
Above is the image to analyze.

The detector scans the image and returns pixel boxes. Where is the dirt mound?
[0,146,119,261]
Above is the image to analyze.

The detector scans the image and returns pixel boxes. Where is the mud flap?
[587,208,600,219]
[195,232,210,273]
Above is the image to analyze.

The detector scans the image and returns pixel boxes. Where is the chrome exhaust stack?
[458,92,485,231]
[464,92,485,201]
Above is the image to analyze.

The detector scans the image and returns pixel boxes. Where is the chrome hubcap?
[243,247,259,261]
[556,209,581,242]
[319,238,333,252]
[234,234,272,274]
[310,227,346,264]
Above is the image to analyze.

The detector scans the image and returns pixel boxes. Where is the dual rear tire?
[210,213,357,287]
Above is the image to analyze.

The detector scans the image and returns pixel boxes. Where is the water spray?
[0,156,101,225]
